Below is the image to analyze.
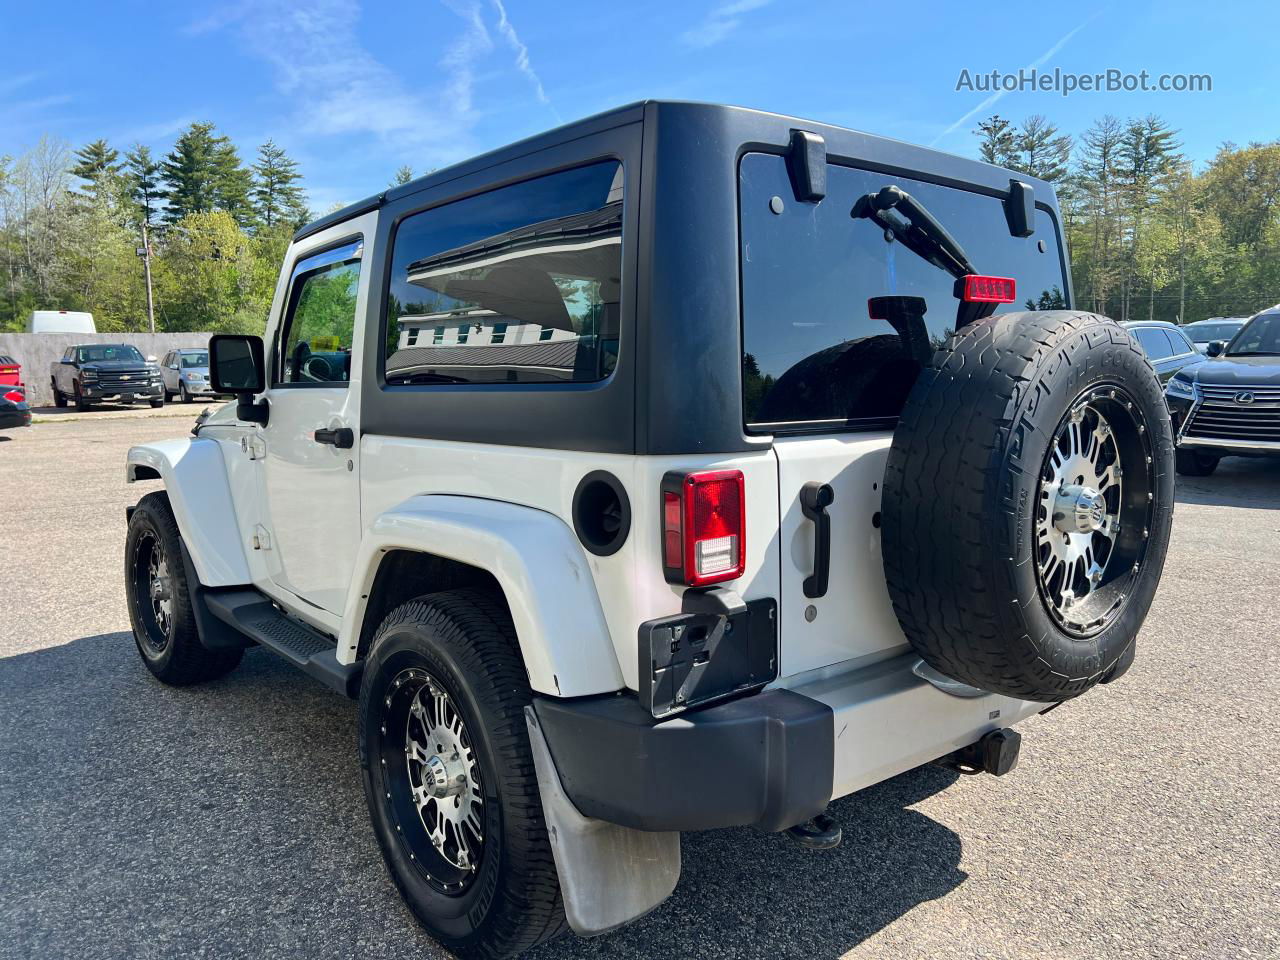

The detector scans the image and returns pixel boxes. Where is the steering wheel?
[301,355,333,382]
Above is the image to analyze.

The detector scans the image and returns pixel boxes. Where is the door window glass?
[277,239,362,385]
[1133,327,1173,360]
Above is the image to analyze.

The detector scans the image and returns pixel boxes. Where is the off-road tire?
[1175,448,1219,476]
[124,491,243,684]
[359,590,567,959]
[882,311,1175,701]
[52,381,66,407]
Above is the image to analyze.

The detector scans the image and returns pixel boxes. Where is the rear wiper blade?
[852,185,977,280]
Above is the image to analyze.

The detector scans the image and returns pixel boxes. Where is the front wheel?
[359,591,566,958]
[73,383,90,412]
[1176,448,1219,476]
[180,384,191,403]
[52,381,67,407]
[125,492,242,684]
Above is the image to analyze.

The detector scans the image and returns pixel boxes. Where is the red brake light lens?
[661,469,745,586]
[3,390,24,404]
[960,275,1016,303]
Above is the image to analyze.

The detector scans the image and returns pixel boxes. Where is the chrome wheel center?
[148,547,172,637]
[404,679,484,873]
[1036,400,1123,625]
[1054,483,1108,535]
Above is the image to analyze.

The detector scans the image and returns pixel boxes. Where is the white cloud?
[930,15,1098,147]
[491,0,556,115]
[680,0,773,49]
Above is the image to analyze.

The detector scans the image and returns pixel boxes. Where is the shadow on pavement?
[1174,456,1280,509]
[0,634,964,960]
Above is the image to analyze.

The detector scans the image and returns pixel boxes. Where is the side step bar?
[203,589,362,698]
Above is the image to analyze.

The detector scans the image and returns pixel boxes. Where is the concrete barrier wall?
[0,332,218,407]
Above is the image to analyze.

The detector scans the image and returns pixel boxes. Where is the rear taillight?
[959,275,1017,303]
[661,469,745,586]
[3,390,25,404]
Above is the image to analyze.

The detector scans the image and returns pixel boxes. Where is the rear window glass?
[382,162,623,385]
[740,153,1069,430]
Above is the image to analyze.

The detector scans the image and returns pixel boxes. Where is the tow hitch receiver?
[785,813,842,850]
[938,728,1022,777]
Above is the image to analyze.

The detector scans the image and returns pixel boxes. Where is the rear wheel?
[359,591,566,958]
[1175,448,1219,476]
[125,492,242,684]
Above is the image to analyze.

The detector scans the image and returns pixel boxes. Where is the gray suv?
[159,348,218,403]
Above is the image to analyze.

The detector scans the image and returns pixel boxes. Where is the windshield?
[1226,313,1280,356]
[180,352,209,368]
[77,345,144,363]
[1188,322,1242,341]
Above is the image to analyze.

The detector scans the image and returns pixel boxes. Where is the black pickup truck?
[50,343,164,411]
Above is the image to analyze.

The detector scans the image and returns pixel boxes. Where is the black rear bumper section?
[533,688,834,833]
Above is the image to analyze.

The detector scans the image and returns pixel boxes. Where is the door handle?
[314,426,354,449]
[800,482,835,599]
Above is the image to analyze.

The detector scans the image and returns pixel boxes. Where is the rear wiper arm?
[852,185,977,280]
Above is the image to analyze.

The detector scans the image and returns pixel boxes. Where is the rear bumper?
[535,651,1044,833]
[534,688,833,833]
[0,409,30,429]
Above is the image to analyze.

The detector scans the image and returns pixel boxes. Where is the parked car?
[1183,317,1247,352]
[1122,320,1203,381]
[50,343,163,411]
[121,102,1175,958]
[1166,306,1280,475]
[0,354,23,388]
[0,386,31,430]
[27,310,95,334]
[159,348,220,403]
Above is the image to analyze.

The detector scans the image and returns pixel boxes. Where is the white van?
[28,311,96,334]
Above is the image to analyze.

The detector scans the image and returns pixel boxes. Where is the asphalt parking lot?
[1,412,1277,960]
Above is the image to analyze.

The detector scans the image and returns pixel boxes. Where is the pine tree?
[71,139,121,194]
[161,122,254,225]
[975,116,1017,169]
[124,144,164,226]
[212,137,254,226]
[252,140,309,228]
[162,123,221,223]
[1016,116,1072,183]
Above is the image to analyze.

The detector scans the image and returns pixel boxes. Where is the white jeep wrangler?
[124,102,1174,958]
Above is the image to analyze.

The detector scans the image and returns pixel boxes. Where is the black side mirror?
[209,334,269,424]
[1206,340,1226,358]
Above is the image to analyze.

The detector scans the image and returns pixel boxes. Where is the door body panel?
[251,215,374,616]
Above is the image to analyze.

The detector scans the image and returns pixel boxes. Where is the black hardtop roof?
[294,100,1058,243]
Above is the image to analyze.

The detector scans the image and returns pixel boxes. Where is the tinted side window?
[276,240,362,386]
[1133,328,1173,360]
[1168,328,1194,355]
[739,154,1069,429]
[383,162,623,385]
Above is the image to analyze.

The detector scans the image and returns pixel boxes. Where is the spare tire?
[882,311,1174,702]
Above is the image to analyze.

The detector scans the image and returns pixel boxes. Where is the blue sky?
[2,0,1275,213]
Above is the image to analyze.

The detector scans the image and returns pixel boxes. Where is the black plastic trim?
[571,470,631,556]
[533,687,833,832]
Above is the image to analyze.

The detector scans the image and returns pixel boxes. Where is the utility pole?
[137,221,156,333]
